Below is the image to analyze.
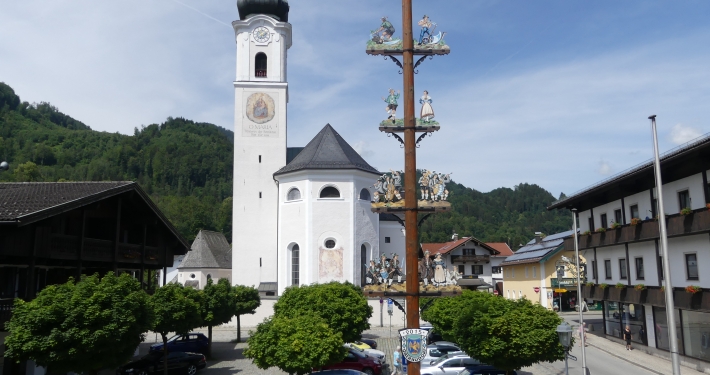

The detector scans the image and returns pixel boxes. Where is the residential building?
[421,235,509,292]
[548,132,710,368]
[501,231,585,311]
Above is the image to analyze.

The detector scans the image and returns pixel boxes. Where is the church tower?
[231,0,291,291]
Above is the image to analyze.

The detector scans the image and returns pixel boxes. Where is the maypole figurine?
[432,253,447,286]
[419,90,434,123]
[382,88,400,123]
[390,253,404,283]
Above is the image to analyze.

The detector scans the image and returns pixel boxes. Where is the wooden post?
[140,224,146,289]
[113,197,122,274]
[401,2,420,375]
[27,225,37,299]
[77,208,86,279]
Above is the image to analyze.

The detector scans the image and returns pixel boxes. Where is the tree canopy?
[245,314,347,375]
[274,281,372,343]
[3,273,152,375]
[422,291,566,373]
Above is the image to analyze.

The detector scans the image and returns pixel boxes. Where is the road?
[531,341,659,375]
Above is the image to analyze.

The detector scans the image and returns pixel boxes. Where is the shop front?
[551,278,580,312]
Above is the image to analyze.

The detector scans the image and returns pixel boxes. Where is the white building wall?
[657,173,704,214]
[628,241,658,286]
[353,174,380,287]
[276,176,307,292]
[232,15,292,289]
[591,200,623,229]
[596,244,627,284]
[666,234,710,288]
[177,268,232,289]
[379,221,406,270]
[624,190,653,221]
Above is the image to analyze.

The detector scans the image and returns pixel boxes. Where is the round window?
[190,273,196,279]
[325,239,336,249]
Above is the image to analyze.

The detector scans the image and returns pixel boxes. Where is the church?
[230,0,405,295]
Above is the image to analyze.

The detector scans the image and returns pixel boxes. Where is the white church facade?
[230,0,405,295]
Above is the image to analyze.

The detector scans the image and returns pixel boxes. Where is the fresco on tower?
[243,92,278,137]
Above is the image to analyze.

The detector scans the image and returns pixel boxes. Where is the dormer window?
[255,53,267,77]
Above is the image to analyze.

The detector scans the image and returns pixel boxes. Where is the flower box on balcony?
[674,288,702,310]
[592,285,608,300]
[623,286,647,304]
[581,284,594,299]
[608,285,626,302]
[645,287,666,306]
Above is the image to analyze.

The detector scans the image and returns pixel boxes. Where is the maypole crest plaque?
[399,328,428,362]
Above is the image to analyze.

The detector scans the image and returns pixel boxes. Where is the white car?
[346,344,386,365]
[422,343,462,365]
[421,353,482,375]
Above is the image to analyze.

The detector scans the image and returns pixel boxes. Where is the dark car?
[359,338,378,349]
[150,333,209,354]
[117,351,206,375]
[459,365,517,375]
[319,350,382,375]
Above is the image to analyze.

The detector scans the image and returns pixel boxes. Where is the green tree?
[274,282,372,343]
[244,314,347,375]
[150,283,203,375]
[233,284,261,343]
[4,273,152,375]
[13,161,42,181]
[201,278,237,356]
[428,291,566,374]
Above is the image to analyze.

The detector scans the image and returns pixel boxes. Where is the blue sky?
[2,1,710,198]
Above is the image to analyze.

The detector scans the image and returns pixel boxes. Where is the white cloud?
[351,141,374,159]
[669,123,703,145]
[597,160,613,176]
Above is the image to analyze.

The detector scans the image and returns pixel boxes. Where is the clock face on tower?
[253,27,270,43]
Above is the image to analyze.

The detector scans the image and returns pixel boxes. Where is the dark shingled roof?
[0,181,134,222]
[180,230,232,269]
[0,181,189,249]
[274,124,379,176]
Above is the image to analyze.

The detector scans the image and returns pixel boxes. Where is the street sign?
[555,288,568,293]
[493,290,499,295]
[533,287,540,293]
[387,298,393,315]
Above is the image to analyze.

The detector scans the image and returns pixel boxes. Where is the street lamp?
[0,161,8,171]
[557,322,572,375]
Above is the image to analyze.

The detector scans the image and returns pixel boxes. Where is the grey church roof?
[274,124,379,176]
[179,230,232,269]
[237,0,289,22]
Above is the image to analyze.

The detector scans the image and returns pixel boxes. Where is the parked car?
[319,350,382,375]
[422,342,462,364]
[350,341,371,350]
[358,338,378,349]
[346,344,386,365]
[311,370,368,375]
[421,353,481,375]
[458,365,516,375]
[117,351,206,375]
[150,333,209,354]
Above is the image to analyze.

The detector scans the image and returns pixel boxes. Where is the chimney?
[451,231,458,241]
[534,232,543,243]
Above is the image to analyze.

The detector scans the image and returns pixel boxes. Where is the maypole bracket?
[388,132,405,147]
[414,55,434,74]
[416,132,433,147]
[385,55,404,74]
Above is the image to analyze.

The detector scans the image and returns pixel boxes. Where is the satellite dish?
[0,161,8,171]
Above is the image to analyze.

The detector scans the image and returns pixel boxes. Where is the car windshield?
[350,349,367,358]
[349,345,365,353]
[167,335,183,343]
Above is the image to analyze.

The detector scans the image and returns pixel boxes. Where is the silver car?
[420,353,482,375]
[421,343,462,364]
[345,344,386,365]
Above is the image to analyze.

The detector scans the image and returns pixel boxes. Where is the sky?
[2,1,710,198]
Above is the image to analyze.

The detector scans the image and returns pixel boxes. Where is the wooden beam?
[625,244,631,286]
[113,197,122,274]
[655,239,662,287]
[27,225,37,299]
[140,224,146,289]
[621,197,627,225]
[77,208,86,279]
[702,170,709,204]
[649,188,656,219]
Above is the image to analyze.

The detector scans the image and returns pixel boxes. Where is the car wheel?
[186,364,198,375]
[362,368,374,375]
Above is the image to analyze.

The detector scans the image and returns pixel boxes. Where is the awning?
[185,280,200,289]
[257,282,278,293]
[458,278,493,288]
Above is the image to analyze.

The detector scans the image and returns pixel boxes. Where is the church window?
[325,239,336,249]
[259,155,261,163]
[287,188,301,201]
[206,274,212,280]
[255,52,267,77]
[259,192,262,198]
[291,245,299,286]
[320,186,340,198]
[361,244,367,286]
[190,273,196,279]
[385,237,391,243]
[359,188,371,201]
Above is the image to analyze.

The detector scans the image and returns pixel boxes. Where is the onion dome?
[237,0,289,22]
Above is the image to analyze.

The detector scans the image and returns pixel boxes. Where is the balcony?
[450,254,490,263]
[564,208,710,251]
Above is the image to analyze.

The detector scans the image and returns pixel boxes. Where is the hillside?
[0,82,571,246]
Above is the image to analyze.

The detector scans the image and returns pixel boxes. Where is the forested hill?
[0,82,234,241]
[0,82,571,246]
[419,182,571,247]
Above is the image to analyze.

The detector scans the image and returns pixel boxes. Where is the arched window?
[320,186,340,198]
[359,188,371,201]
[255,53,267,77]
[287,188,301,201]
[291,244,299,286]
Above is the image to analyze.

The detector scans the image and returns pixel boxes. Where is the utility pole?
[572,209,587,374]
[649,115,681,375]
